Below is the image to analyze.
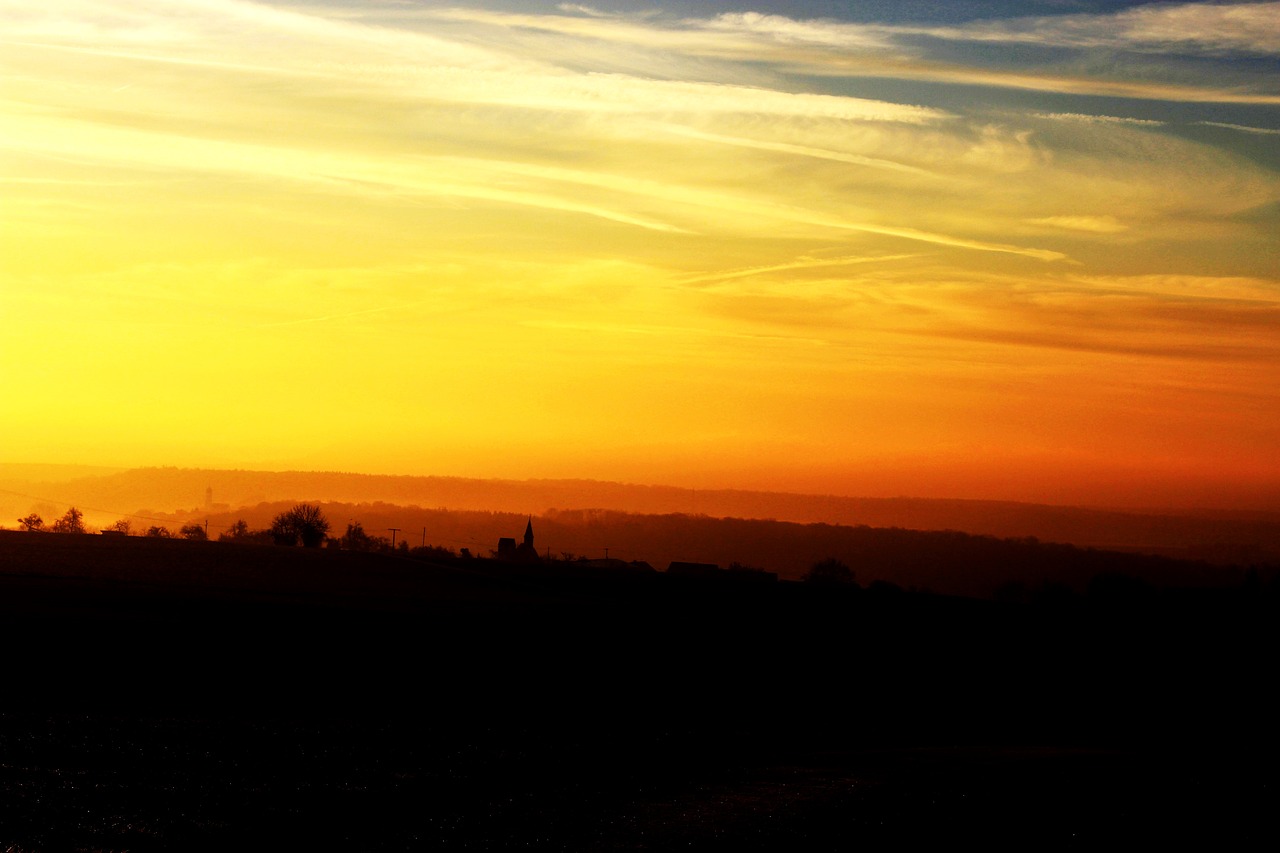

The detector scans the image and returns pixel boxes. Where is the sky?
[2,0,1278,509]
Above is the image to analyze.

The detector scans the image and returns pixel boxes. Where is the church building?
[497,517,539,561]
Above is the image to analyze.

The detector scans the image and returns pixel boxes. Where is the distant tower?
[205,486,213,509]
[499,517,539,562]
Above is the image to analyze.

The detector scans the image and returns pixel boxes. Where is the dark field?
[1,530,1276,850]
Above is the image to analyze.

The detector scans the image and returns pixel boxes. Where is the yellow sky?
[2,1,1278,508]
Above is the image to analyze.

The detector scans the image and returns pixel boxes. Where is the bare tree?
[804,557,856,586]
[340,521,374,551]
[51,507,86,534]
[271,503,330,548]
[179,522,208,541]
[17,513,44,532]
[218,519,251,541]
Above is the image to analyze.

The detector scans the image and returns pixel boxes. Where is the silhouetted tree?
[270,517,297,545]
[17,513,43,532]
[409,544,457,561]
[271,503,330,548]
[146,526,173,538]
[727,561,776,582]
[106,519,132,535]
[804,557,856,586]
[50,507,86,534]
[179,522,207,541]
[340,521,374,551]
[218,519,251,541]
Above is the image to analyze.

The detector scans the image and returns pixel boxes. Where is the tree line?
[18,507,209,539]
[15,504,334,546]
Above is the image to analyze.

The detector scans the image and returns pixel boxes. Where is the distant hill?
[3,466,1278,566]
[0,463,126,482]
[104,501,1259,600]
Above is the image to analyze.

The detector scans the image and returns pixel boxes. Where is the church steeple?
[523,516,534,548]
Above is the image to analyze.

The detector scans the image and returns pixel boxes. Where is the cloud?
[913,273,1280,364]
[813,60,1280,105]
[3,2,1275,278]
[1027,216,1129,234]
[1035,113,1164,127]
[696,4,1275,60]
[686,5,1280,103]
[464,74,943,121]
[654,124,937,176]
[914,325,1273,363]
[678,254,922,286]
[916,2,1280,56]
[0,110,703,233]
[2,2,1074,261]
[814,271,1280,364]
[694,265,1280,361]
[1,3,948,122]
[695,11,894,51]
[555,4,611,17]
[2,97,1071,259]
[1197,121,1280,135]
[253,3,1280,107]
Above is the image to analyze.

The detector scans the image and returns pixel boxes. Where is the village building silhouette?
[497,517,539,561]
[491,517,767,579]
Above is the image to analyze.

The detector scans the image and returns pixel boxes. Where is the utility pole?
[421,527,427,548]
[388,528,400,549]
[204,519,209,538]
[604,547,609,560]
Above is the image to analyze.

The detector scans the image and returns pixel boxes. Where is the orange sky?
[2,1,1278,509]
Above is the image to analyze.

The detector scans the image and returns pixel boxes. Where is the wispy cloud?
[1027,216,1129,234]
[915,2,1280,56]
[1197,120,1280,135]
[681,5,1280,103]
[694,11,896,51]
[654,124,937,176]
[678,253,922,286]
[714,268,1280,363]
[1035,113,1164,126]
[556,4,605,16]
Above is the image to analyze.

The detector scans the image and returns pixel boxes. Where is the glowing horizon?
[2,1,1277,509]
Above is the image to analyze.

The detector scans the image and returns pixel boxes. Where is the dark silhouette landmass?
[102,501,1273,600]
[0,529,1275,849]
[3,465,1278,565]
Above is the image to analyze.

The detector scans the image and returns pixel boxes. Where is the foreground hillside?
[1,531,1277,849]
